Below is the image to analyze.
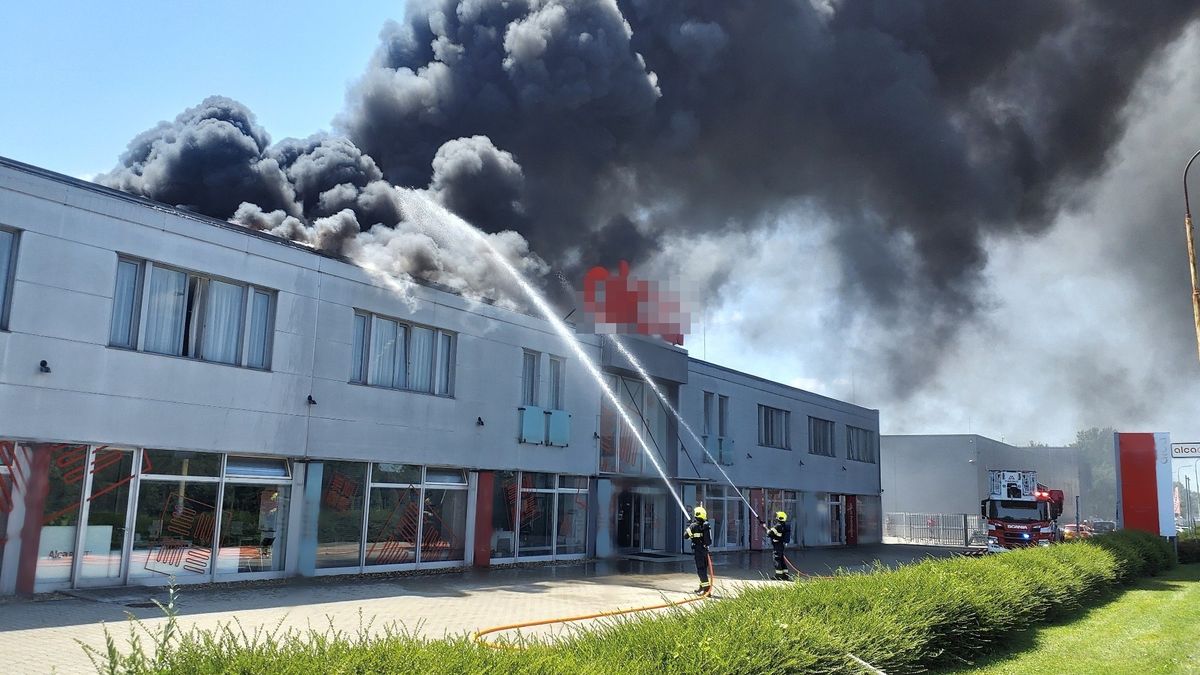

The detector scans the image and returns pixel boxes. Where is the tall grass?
[82,530,1176,674]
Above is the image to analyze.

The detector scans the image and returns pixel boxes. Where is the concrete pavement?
[0,544,960,674]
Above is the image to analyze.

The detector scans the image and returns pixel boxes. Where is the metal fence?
[883,512,987,548]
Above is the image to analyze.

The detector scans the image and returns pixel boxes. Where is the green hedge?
[87,530,1177,675]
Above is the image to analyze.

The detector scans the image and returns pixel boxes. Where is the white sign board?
[1171,442,1200,459]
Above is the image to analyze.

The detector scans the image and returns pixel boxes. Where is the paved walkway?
[0,545,959,674]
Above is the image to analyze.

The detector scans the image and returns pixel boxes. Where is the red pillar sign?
[1115,432,1175,537]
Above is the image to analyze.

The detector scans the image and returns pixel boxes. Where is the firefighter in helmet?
[764,510,792,580]
[684,505,713,594]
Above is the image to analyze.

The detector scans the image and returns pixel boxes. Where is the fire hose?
[472,554,716,650]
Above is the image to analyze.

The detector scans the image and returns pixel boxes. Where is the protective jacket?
[684,517,713,592]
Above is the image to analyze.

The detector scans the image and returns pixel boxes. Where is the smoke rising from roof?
[96,0,1200,404]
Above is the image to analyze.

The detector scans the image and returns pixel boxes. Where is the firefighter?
[764,510,792,580]
[684,505,713,594]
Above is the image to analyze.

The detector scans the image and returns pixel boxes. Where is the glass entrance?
[76,448,138,585]
[616,490,666,551]
[830,495,845,544]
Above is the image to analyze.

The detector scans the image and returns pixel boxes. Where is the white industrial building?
[0,156,881,594]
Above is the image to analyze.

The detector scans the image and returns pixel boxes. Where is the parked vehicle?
[981,470,1064,550]
[1091,520,1116,534]
[1061,523,1092,540]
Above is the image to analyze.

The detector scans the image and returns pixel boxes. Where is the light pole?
[1184,148,1200,364]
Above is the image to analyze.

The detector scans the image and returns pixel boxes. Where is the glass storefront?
[36,444,89,583]
[762,489,799,547]
[318,463,471,572]
[316,461,366,569]
[491,471,589,561]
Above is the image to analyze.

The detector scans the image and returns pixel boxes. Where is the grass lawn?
[951,564,1200,674]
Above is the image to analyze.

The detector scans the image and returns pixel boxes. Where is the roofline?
[687,356,879,414]
[0,153,529,313]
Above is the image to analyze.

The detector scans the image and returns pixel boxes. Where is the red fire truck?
[981,470,1064,551]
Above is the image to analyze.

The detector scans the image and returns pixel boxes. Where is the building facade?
[0,157,881,594]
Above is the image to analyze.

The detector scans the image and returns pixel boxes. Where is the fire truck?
[980,470,1064,551]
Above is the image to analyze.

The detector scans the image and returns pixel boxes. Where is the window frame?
[547,355,565,410]
[110,257,276,370]
[808,416,836,457]
[846,426,878,463]
[108,256,145,349]
[350,308,456,397]
[522,349,541,406]
[0,226,19,331]
[757,404,790,449]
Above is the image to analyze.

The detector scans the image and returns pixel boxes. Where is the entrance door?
[829,495,845,545]
[75,448,139,586]
[616,491,643,549]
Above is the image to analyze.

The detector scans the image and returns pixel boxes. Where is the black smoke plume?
[97,0,1200,393]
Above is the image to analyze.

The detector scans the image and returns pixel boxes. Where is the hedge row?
[88,530,1177,675]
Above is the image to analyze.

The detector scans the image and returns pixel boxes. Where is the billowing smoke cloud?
[97,0,1200,399]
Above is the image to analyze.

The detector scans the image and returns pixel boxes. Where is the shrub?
[1178,537,1200,564]
[85,533,1174,675]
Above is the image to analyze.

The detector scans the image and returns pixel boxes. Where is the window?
[808,417,835,456]
[109,257,143,348]
[758,405,790,449]
[0,228,17,330]
[548,356,564,410]
[522,350,540,406]
[702,392,714,436]
[351,310,455,395]
[111,258,274,369]
[847,426,877,463]
[718,395,729,438]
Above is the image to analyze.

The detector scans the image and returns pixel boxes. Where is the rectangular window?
[702,392,714,435]
[847,426,878,463]
[246,289,273,369]
[199,278,245,365]
[522,350,540,406]
[368,316,398,387]
[123,259,274,368]
[351,313,367,383]
[718,395,729,438]
[352,310,455,395]
[758,405,790,449]
[109,257,142,348]
[808,417,836,457]
[548,357,564,410]
[436,331,454,395]
[0,228,15,330]
[409,325,434,393]
[144,266,188,355]
[316,460,366,569]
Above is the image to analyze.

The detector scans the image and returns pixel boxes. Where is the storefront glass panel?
[129,481,219,580]
[365,485,421,566]
[217,484,289,573]
[556,491,588,555]
[421,488,467,562]
[518,492,554,557]
[316,461,366,569]
[36,444,89,583]
[78,448,136,582]
[142,449,220,477]
[491,471,518,558]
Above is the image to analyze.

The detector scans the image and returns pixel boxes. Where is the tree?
[1072,427,1117,521]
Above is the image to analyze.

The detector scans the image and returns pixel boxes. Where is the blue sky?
[0,1,403,178]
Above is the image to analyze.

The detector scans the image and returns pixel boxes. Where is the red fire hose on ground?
[472,554,716,650]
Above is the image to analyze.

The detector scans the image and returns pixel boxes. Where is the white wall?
[678,360,881,497]
[0,161,601,477]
